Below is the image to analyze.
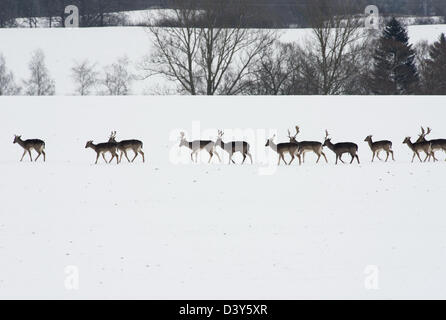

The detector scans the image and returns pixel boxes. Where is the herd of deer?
[12,126,446,165]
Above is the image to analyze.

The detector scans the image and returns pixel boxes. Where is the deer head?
[288,126,300,143]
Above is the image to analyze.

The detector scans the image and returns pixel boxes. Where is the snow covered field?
[1,24,446,95]
[1,95,446,299]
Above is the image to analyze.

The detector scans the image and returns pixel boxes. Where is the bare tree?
[140,0,276,95]
[102,56,134,95]
[23,49,55,96]
[71,60,99,95]
[301,0,367,95]
[0,54,20,95]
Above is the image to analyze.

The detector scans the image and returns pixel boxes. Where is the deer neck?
[366,139,373,149]
[16,137,25,148]
[325,140,335,151]
[268,140,278,152]
[405,139,415,151]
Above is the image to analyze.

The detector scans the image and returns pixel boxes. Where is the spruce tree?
[370,17,419,94]
[424,33,446,94]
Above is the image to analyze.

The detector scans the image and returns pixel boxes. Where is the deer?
[107,131,145,164]
[364,135,394,162]
[415,126,446,161]
[323,130,360,164]
[179,132,221,163]
[85,139,119,164]
[215,130,253,165]
[402,137,433,163]
[288,126,328,164]
[13,135,46,162]
[265,134,300,165]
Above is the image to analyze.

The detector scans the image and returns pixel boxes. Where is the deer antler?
[295,126,300,136]
[325,130,329,139]
[426,127,432,135]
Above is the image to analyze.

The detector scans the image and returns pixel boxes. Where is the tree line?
[1,0,446,95]
[2,0,446,28]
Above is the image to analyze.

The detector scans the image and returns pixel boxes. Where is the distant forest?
[1,0,446,27]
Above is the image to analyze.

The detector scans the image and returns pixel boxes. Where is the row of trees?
[0,50,134,95]
[144,0,446,95]
[1,0,446,96]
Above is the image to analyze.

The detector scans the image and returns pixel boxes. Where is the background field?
[1,96,446,299]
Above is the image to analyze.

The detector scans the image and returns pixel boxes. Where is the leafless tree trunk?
[140,0,276,95]
[302,0,367,95]
[71,60,99,95]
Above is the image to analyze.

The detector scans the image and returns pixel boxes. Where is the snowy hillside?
[1,25,446,95]
[1,96,446,299]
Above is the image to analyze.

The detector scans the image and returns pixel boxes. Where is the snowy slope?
[1,25,446,95]
[1,95,446,299]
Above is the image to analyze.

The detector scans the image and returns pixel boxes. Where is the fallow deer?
[416,127,446,161]
[108,131,145,164]
[85,139,119,164]
[215,130,253,164]
[364,135,394,162]
[402,137,432,163]
[265,135,300,165]
[13,135,46,162]
[179,132,221,163]
[323,130,360,164]
[288,126,328,164]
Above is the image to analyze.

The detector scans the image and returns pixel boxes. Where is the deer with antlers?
[215,130,253,165]
[288,126,328,164]
[364,135,394,162]
[323,130,360,165]
[265,134,300,165]
[179,132,221,163]
[13,135,46,162]
[108,131,145,164]
[415,126,446,161]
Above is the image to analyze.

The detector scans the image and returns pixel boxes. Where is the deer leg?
[95,153,100,164]
[139,150,145,163]
[121,150,130,162]
[131,150,138,162]
[28,150,33,162]
[431,151,438,162]
[113,152,119,164]
[102,153,108,163]
[356,154,360,164]
[371,151,375,162]
[411,153,416,163]
[41,150,46,162]
[289,153,295,165]
[241,153,247,164]
[385,151,389,162]
[376,151,382,161]
[335,155,339,165]
[208,151,214,163]
[35,152,41,161]
[338,154,345,164]
[350,153,355,164]
[20,150,27,161]
[416,152,423,163]
[390,150,395,161]
[247,152,253,164]
[214,150,222,163]
[297,154,302,166]
[322,152,328,163]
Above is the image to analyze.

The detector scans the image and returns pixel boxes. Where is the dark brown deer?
[288,126,327,164]
[179,132,221,163]
[85,139,119,164]
[265,134,300,165]
[416,127,446,161]
[215,130,252,164]
[13,135,46,162]
[364,135,394,162]
[402,137,432,163]
[108,131,145,164]
[323,130,360,164]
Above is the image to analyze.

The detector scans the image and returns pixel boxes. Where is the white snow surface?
[1,95,446,299]
[1,25,446,95]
